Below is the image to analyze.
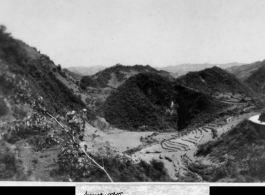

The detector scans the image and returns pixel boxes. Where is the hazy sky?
[1,0,265,67]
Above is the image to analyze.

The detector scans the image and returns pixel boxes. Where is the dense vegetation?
[101,73,228,131]
[190,120,265,182]
[101,73,177,131]
[174,85,228,129]
[80,75,100,89]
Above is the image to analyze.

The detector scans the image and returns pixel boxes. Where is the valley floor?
[80,111,257,181]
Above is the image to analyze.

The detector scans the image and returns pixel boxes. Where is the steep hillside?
[176,66,255,100]
[158,62,244,76]
[226,60,265,81]
[68,65,107,76]
[80,64,175,89]
[0,26,88,181]
[0,28,86,115]
[100,73,228,131]
[190,119,265,182]
[245,63,265,94]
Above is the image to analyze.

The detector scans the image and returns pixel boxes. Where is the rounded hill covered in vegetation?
[100,73,178,131]
[100,73,228,131]
[176,66,254,97]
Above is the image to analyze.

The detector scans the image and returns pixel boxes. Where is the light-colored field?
[103,129,154,152]
[82,123,154,153]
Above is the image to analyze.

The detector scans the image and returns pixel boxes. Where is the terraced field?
[133,112,257,181]
[160,125,217,153]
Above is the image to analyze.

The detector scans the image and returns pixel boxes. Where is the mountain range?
[67,62,244,78]
[156,62,244,76]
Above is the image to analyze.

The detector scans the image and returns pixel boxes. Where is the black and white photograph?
[0,0,265,184]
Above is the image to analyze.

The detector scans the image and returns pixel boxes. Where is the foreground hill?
[158,62,244,76]
[100,73,228,131]
[80,64,175,90]
[190,119,265,182]
[226,60,265,81]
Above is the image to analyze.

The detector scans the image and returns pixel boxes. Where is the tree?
[32,98,113,182]
[57,64,62,71]
[0,25,7,33]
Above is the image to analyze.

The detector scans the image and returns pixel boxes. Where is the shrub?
[0,141,26,180]
[57,64,62,71]
[0,98,8,117]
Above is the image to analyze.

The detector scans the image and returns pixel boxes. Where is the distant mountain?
[226,60,265,81]
[68,65,107,76]
[80,64,175,89]
[99,73,228,131]
[157,62,244,77]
